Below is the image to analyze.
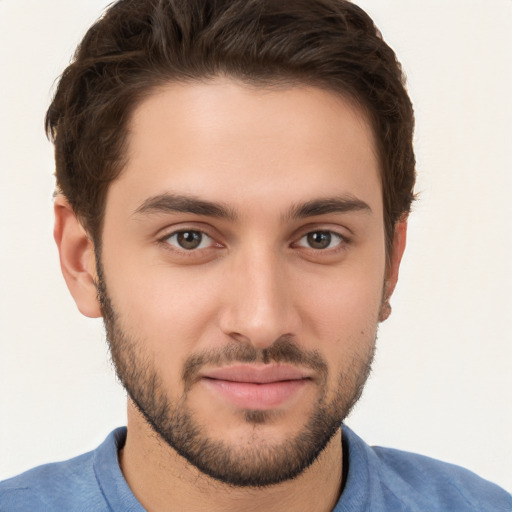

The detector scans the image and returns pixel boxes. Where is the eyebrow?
[287,196,372,220]
[132,193,371,221]
[133,193,237,220]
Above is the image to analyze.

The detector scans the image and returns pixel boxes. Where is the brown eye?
[166,230,209,250]
[295,230,345,250]
[306,231,332,249]
[178,231,202,249]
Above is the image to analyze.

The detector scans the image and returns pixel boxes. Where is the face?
[96,78,392,486]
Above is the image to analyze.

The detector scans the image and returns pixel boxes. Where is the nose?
[218,247,301,349]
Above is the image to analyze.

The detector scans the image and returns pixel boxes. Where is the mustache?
[182,337,328,391]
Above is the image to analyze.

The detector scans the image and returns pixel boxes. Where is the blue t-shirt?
[1,426,510,511]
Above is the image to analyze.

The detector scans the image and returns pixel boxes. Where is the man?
[0,0,510,511]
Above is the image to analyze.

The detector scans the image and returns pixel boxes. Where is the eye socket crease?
[145,193,368,257]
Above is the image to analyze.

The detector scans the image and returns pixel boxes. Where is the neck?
[119,403,344,512]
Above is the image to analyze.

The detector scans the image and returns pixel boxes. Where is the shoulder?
[372,445,512,511]
[0,451,108,512]
[341,426,512,512]
[0,429,127,512]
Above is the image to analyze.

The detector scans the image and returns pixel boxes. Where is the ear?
[54,196,102,318]
[379,218,408,322]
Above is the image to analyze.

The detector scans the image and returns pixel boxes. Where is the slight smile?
[200,364,313,410]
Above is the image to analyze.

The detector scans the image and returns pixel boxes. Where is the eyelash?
[158,228,349,254]
[293,231,347,251]
[158,229,220,253]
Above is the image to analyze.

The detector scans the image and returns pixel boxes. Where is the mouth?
[199,364,313,410]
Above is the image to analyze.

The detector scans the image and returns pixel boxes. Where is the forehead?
[107,78,382,219]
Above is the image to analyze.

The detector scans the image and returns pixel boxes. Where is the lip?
[199,364,312,410]
[202,363,313,383]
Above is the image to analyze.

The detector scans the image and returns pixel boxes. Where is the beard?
[95,260,375,487]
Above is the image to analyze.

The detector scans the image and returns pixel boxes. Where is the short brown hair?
[46,0,415,251]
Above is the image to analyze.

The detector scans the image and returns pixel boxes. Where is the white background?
[0,0,511,492]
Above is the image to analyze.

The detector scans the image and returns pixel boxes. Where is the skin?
[54,78,407,512]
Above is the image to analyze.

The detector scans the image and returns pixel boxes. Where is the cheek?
[302,274,382,391]
[299,259,385,340]
[293,255,385,392]
[302,284,381,380]
[103,250,224,364]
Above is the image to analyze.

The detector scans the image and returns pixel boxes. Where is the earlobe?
[379,218,408,322]
[54,196,102,318]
